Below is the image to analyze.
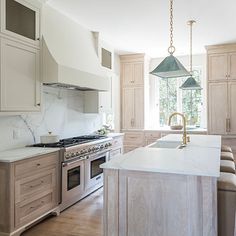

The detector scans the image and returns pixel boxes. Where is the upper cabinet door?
[228,53,236,80]
[1,0,40,46]
[208,54,228,81]
[122,63,134,87]
[208,82,228,135]
[122,62,144,87]
[133,62,144,86]
[0,38,41,112]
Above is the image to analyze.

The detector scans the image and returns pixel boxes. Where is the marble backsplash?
[0,86,103,152]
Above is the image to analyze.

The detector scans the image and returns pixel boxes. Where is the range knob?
[88,148,91,152]
[76,151,79,156]
[105,143,109,148]
[71,153,75,158]
[100,145,104,149]
[65,153,70,159]
[92,147,96,151]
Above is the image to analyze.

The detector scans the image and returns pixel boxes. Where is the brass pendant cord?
[187,20,196,74]
[168,0,175,55]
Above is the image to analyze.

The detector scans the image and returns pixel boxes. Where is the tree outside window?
[159,68,203,127]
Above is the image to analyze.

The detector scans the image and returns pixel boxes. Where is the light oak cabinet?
[0,151,60,236]
[208,52,236,81]
[207,44,236,135]
[120,54,149,130]
[208,82,228,134]
[123,131,144,153]
[122,62,144,87]
[0,37,41,112]
[122,87,144,129]
[0,0,40,47]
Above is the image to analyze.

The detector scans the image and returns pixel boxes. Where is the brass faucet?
[168,112,189,146]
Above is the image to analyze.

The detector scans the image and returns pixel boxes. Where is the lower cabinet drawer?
[15,152,58,177]
[15,191,55,227]
[124,145,139,153]
[15,169,56,204]
[124,133,143,144]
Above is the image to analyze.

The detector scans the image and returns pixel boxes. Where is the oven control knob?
[105,143,109,148]
[65,154,70,159]
[71,153,75,157]
[100,145,104,149]
[88,148,91,152]
[109,142,112,146]
[95,146,99,150]
[80,150,84,154]
[92,147,96,151]
[76,151,79,156]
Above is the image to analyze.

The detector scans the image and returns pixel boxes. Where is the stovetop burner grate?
[32,135,107,148]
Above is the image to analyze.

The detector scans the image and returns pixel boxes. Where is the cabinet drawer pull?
[30,180,44,188]
[36,163,41,166]
[36,103,41,106]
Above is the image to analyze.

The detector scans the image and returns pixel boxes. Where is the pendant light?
[150,0,190,79]
[180,20,202,90]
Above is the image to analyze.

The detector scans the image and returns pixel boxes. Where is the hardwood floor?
[22,188,103,236]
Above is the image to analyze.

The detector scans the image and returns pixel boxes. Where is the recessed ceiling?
[47,0,236,57]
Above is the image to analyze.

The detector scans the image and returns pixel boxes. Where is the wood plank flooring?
[22,188,103,236]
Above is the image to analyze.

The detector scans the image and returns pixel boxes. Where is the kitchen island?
[101,134,221,236]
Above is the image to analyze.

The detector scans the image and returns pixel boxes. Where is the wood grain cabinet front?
[0,151,60,236]
[207,44,236,135]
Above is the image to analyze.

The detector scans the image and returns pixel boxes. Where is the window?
[156,68,204,128]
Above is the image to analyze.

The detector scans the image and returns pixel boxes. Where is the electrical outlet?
[13,129,20,140]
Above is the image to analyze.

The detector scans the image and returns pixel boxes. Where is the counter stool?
[218,172,236,236]
[220,160,236,174]
[221,145,233,153]
[221,152,235,162]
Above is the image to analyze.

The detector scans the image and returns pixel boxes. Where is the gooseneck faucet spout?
[168,112,189,146]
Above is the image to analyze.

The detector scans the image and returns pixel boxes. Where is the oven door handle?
[62,157,86,167]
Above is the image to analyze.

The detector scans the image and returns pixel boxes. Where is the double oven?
[61,141,111,210]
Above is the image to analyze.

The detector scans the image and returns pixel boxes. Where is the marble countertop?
[107,133,124,138]
[101,134,221,177]
[0,147,60,163]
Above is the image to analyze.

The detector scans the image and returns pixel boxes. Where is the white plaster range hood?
[42,5,110,91]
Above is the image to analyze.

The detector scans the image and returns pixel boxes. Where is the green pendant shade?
[150,55,191,79]
[179,76,202,90]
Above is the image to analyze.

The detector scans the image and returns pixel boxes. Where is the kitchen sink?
[148,140,183,149]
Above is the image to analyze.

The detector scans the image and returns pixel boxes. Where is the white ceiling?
[46,0,236,57]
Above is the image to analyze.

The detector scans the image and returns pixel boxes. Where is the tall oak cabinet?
[207,43,236,156]
[207,44,236,135]
[120,54,149,153]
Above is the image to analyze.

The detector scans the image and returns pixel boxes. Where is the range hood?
[42,38,110,91]
[41,5,110,91]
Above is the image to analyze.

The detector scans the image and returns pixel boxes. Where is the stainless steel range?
[33,135,112,210]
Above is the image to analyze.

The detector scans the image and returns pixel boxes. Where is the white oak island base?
[103,169,217,236]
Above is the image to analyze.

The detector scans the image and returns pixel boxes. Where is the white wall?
[149,54,207,128]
